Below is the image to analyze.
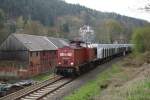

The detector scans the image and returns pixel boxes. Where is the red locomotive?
[56,40,133,76]
[56,41,97,76]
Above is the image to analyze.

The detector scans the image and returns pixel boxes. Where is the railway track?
[0,75,64,100]
[19,78,73,100]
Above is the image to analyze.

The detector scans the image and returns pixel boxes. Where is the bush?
[132,27,150,54]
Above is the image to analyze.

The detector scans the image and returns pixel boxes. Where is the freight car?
[91,44,132,65]
[56,42,132,76]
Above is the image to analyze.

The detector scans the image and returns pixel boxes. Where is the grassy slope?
[64,54,150,100]
[64,64,122,100]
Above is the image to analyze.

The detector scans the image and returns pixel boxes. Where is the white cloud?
[65,0,150,22]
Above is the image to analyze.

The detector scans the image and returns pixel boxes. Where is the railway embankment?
[64,53,150,100]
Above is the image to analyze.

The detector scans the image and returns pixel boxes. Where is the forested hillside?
[0,0,149,43]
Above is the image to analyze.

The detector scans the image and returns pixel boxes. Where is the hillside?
[0,0,149,43]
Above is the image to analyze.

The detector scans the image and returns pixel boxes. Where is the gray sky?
[65,0,150,22]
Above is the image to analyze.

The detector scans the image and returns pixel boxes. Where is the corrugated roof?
[13,34,57,51]
[47,37,69,48]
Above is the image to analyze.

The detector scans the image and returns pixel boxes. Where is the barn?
[0,33,69,78]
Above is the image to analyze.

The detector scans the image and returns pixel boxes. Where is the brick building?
[0,34,69,78]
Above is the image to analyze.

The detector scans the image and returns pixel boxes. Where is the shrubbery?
[132,27,150,54]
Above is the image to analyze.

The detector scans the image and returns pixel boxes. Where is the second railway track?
[0,75,71,100]
[18,78,73,100]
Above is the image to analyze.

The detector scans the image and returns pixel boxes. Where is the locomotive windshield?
[59,52,72,57]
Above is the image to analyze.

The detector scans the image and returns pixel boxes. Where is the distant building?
[113,35,128,44]
[0,33,69,78]
[79,25,95,43]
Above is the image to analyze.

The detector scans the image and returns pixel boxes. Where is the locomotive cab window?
[60,52,72,56]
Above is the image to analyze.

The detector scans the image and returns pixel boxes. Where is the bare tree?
[139,0,150,12]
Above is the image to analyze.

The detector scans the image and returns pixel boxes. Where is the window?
[30,61,33,66]
[43,52,45,56]
[30,52,33,57]
[36,52,38,56]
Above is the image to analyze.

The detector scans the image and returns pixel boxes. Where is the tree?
[137,0,150,12]
[16,16,24,30]
[104,19,123,43]
[47,27,59,37]
[61,23,70,33]
[24,20,47,35]
[0,0,148,42]
[0,9,5,30]
[132,26,150,53]
[0,9,6,44]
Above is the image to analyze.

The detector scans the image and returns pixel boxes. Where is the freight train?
[56,41,132,76]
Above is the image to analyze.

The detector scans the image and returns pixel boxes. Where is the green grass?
[64,64,121,100]
[31,72,54,81]
[126,79,150,100]
[64,60,150,100]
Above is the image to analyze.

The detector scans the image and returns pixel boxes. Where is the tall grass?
[126,78,150,100]
[64,64,121,100]
[64,61,150,100]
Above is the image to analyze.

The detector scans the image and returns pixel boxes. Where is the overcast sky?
[65,0,150,22]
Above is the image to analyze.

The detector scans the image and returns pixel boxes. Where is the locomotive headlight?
[70,62,74,66]
[58,62,61,65]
